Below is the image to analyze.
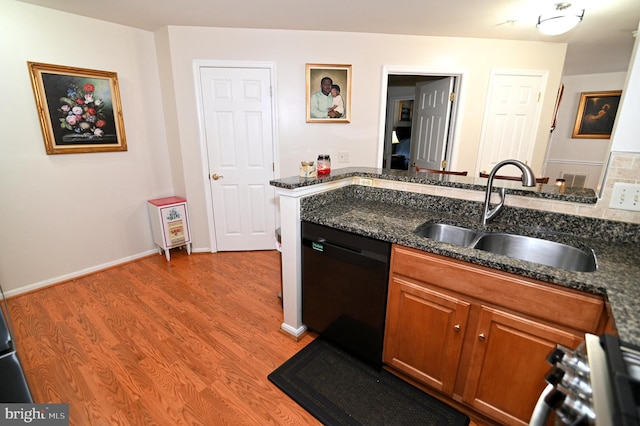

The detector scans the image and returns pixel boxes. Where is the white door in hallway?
[477,70,546,176]
[200,66,276,251]
[411,77,455,170]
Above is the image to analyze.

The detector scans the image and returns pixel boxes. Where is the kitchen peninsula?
[271,167,640,348]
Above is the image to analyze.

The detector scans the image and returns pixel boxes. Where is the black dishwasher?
[302,221,391,368]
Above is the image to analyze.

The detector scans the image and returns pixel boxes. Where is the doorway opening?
[380,68,463,172]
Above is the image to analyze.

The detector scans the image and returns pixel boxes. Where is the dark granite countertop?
[271,167,598,204]
[298,185,640,346]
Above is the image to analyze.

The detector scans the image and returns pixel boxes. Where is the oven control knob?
[548,385,595,425]
[544,387,566,408]
[546,366,592,397]
[547,346,590,374]
[547,347,570,365]
[546,367,565,385]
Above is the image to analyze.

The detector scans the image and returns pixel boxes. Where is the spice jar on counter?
[317,154,331,175]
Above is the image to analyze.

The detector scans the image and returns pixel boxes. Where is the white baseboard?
[280,322,307,340]
[192,247,214,253]
[4,249,158,298]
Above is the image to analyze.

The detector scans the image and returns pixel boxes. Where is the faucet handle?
[483,187,507,225]
[481,159,536,225]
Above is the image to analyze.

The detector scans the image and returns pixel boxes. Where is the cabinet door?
[384,277,470,395]
[463,306,583,426]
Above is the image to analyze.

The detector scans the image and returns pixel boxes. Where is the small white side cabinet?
[148,196,191,261]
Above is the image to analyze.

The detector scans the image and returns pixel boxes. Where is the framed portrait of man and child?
[306,64,352,123]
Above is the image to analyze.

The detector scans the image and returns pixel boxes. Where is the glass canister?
[317,154,331,175]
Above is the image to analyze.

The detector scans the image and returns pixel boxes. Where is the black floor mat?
[268,338,470,426]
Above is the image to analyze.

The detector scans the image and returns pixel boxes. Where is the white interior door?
[477,71,546,176]
[411,77,455,170]
[200,67,276,251]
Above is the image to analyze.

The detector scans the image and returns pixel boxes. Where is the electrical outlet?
[338,151,349,163]
[609,182,640,212]
[359,178,373,187]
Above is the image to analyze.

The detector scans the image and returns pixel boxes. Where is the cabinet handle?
[478,333,486,341]
[454,324,461,332]
[211,173,224,180]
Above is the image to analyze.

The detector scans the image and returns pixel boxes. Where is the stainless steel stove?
[530,333,640,425]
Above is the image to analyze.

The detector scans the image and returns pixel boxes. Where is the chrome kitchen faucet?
[482,159,536,225]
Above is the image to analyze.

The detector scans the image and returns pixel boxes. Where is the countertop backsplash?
[301,185,640,245]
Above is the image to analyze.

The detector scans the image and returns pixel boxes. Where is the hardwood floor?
[7,250,320,425]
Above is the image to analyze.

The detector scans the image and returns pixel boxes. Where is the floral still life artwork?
[57,82,110,140]
[28,62,127,154]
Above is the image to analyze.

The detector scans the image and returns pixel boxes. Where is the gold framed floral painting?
[27,62,127,154]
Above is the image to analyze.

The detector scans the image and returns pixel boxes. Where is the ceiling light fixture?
[536,2,584,36]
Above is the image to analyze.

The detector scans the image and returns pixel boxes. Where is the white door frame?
[378,65,469,170]
[193,60,280,252]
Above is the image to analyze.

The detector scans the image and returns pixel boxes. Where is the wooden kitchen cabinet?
[384,276,470,395]
[384,245,607,426]
[462,306,583,425]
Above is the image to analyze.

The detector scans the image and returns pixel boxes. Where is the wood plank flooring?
[7,250,319,425]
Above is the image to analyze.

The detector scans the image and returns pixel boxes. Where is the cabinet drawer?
[391,245,605,333]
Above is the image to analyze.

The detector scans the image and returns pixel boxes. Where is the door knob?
[478,333,486,341]
[454,324,461,332]
[211,173,224,180]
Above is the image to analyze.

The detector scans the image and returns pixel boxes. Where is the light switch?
[609,182,640,212]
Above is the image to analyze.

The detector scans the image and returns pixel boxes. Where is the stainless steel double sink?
[415,223,597,273]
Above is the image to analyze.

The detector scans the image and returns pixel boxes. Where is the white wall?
[610,22,640,153]
[163,28,567,178]
[545,71,627,189]
[159,26,567,249]
[0,1,174,293]
[591,23,640,224]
